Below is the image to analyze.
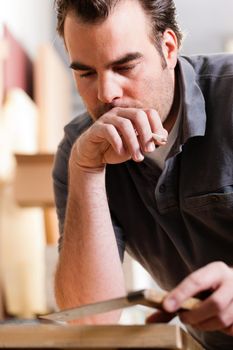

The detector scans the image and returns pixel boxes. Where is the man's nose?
[97,74,123,104]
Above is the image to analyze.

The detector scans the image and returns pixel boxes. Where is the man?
[53,0,233,348]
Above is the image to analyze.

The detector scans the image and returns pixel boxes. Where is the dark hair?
[55,0,182,48]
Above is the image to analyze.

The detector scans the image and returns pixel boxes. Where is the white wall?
[175,0,233,55]
[0,0,54,58]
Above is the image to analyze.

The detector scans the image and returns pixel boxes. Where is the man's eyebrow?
[69,52,143,71]
[69,62,92,71]
[110,52,143,66]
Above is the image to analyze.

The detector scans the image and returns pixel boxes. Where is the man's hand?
[162,262,233,335]
[70,107,167,170]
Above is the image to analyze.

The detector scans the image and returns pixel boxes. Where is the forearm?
[54,106,165,323]
[55,162,125,323]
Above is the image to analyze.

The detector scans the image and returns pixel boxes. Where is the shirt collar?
[178,56,207,144]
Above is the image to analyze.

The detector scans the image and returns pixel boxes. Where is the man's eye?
[116,65,136,72]
[79,71,96,78]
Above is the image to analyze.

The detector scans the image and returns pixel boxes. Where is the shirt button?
[159,184,166,193]
[211,195,220,202]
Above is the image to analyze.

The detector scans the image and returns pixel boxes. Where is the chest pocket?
[182,185,233,249]
[184,185,233,210]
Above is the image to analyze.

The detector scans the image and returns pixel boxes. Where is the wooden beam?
[14,153,55,207]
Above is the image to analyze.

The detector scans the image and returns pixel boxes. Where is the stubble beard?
[88,60,175,124]
[156,70,175,124]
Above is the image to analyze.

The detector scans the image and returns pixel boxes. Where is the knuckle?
[94,120,102,129]
[111,106,120,114]
[132,110,146,125]
[147,108,158,116]
[136,109,147,119]
[105,123,114,134]
[146,108,158,117]
[123,133,134,144]
[212,261,227,271]
[214,261,232,278]
[189,273,203,290]
[218,314,231,328]
[117,118,131,129]
[133,115,141,125]
[211,296,226,312]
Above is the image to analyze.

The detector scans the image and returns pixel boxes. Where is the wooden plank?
[34,44,71,153]
[15,154,54,164]
[0,324,203,349]
[14,153,55,207]
[0,277,4,320]
[43,207,59,245]
[181,329,204,350]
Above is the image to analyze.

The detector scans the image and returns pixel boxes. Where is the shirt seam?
[198,74,233,79]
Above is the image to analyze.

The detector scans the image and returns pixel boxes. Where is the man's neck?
[163,70,180,134]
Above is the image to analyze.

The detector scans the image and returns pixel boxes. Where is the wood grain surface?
[0,324,203,349]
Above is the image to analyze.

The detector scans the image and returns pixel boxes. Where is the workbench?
[0,324,203,349]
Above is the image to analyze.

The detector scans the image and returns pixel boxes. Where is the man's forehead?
[64,0,154,67]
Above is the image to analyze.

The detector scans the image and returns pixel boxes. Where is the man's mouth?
[94,98,144,119]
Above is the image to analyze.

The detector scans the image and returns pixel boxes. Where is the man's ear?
[162,29,178,69]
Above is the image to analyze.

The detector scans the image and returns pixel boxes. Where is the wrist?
[68,158,106,195]
[69,137,106,171]
[69,157,106,175]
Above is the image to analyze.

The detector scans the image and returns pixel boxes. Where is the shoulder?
[180,53,233,78]
[52,111,93,182]
[178,54,233,141]
[179,54,233,117]
[57,111,92,158]
[63,111,93,147]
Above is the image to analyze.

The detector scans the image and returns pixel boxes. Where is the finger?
[112,107,155,153]
[179,279,233,325]
[93,123,126,155]
[101,116,144,162]
[182,301,233,332]
[146,310,177,324]
[163,262,231,313]
[145,109,168,145]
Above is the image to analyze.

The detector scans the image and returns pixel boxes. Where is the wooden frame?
[0,324,203,349]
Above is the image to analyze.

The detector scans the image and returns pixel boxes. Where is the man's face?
[64,0,178,122]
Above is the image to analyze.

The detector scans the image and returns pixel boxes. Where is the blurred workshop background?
[0,0,232,323]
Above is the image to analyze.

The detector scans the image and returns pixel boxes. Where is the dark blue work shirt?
[53,54,233,350]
